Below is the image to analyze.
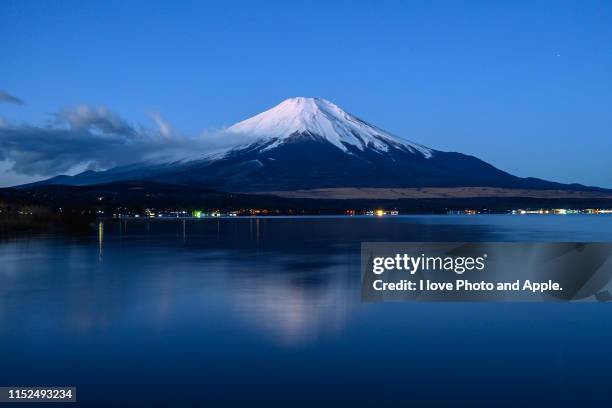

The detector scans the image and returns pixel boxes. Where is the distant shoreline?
[107,213,612,220]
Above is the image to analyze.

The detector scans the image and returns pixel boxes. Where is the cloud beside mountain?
[0,103,254,178]
[0,105,215,176]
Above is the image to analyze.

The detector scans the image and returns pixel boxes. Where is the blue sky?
[1,0,611,187]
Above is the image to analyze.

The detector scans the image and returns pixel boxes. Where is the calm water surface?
[1,215,612,406]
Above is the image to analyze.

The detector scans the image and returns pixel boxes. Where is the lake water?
[1,215,612,406]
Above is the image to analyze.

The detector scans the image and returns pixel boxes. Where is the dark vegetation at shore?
[0,196,95,234]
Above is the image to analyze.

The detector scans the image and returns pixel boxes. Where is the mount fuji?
[26,97,601,194]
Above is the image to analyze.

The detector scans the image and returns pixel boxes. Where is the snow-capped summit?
[227,97,433,158]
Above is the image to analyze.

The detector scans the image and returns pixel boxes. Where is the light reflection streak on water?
[98,221,103,262]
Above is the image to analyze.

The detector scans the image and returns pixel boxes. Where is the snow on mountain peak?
[227,97,433,158]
